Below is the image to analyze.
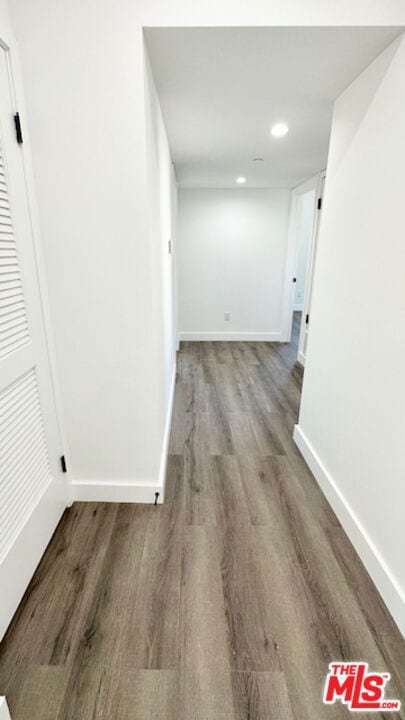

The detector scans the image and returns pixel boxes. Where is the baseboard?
[179,331,282,342]
[293,304,304,311]
[72,361,177,506]
[0,698,11,720]
[71,479,163,504]
[297,350,305,366]
[293,424,405,638]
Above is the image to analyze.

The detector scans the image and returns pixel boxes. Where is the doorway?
[297,172,326,365]
[284,171,325,365]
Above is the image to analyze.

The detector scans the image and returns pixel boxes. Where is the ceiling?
[145,26,402,188]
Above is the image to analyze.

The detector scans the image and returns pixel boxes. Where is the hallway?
[0,319,404,719]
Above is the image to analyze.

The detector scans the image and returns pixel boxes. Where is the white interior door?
[297,173,326,365]
[282,174,318,344]
[0,42,67,639]
[293,187,316,311]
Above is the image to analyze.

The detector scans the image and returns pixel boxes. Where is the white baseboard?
[71,479,163,504]
[293,304,304,311]
[72,361,177,506]
[293,424,405,638]
[0,698,11,720]
[297,350,305,366]
[179,331,282,342]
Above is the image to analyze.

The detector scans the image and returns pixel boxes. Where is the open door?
[0,42,67,639]
[282,175,318,344]
[297,172,326,365]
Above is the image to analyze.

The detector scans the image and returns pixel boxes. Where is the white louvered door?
[0,43,67,639]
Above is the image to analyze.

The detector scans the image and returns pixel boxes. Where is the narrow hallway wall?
[296,35,405,635]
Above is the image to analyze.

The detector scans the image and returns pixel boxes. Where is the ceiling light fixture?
[236,176,246,184]
[271,122,289,138]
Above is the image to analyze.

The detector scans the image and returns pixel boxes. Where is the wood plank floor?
[0,312,404,719]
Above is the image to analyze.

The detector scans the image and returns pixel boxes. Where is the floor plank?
[231,671,295,720]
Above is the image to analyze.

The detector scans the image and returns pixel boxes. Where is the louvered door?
[0,43,67,639]
[0,150,29,356]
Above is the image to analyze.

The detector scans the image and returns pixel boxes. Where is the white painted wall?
[296,35,405,636]
[294,189,316,310]
[5,2,178,498]
[6,4,158,490]
[144,44,178,489]
[7,0,405,500]
[178,189,291,340]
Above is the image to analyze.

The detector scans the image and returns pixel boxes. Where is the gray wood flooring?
[0,312,404,719]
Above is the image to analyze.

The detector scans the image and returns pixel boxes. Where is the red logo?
[323,662,401,712]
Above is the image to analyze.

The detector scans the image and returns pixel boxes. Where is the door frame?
[297,171,326,365]
[0,32,72,505]
[281,173,319,343]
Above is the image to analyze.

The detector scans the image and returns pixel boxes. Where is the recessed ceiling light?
[271,122,289,138]
[236,176,246,184]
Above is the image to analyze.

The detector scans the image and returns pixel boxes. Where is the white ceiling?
[145,27,402,188]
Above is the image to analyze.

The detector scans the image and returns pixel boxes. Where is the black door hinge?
[306,313,309,325]
[60,455,67,473]
[317,197,322,210]
[14,113,23,144]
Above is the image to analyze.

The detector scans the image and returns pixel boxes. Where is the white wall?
[3,0,177,498]
[144,44,178,486]
[178,189,290,340]
[294,189,316,310]
[296,35,405,636]
[7,0,405,500]
[5,4,159,492]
